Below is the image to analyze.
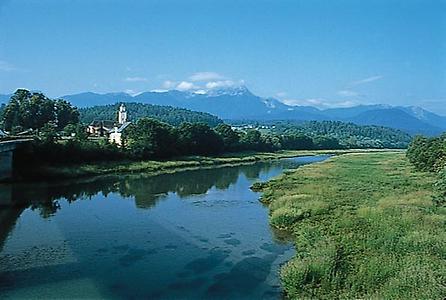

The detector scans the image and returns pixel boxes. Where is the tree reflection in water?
[0,161,281,249]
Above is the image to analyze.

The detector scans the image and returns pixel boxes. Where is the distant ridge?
[349,108,442,136]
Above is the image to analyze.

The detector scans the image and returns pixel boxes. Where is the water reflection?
[2,160,283,213]
[0,155,329,299]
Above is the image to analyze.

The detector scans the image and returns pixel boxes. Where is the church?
[87,104,131,146]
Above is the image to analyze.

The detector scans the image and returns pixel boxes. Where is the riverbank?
[14,148,396,182]
[258,152,445,299]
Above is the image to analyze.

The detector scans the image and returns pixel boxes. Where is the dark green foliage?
[239,130,262,150]
[281,134,314,150]
[433,168,446,207]
[1,89,79,132]
[63,124,88,141]
[79,102,223,127]
[177,122,224,155]
[55,99,80,130]
[264,120,412,149]
[126,118,178,159]
[313,136,343,150]
[214,124,240,151]
[406,133,446,206]
[14,139,127,169]
[406,134,446,172]
[39,122,58,144]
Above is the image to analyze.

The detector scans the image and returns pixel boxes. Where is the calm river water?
[0,155,329,299]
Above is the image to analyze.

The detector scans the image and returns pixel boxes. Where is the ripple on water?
[206,254,276,298]
[260,242,290,255]
[118,248,157,267]
[223,238,241,246]
[183,248,230,274]
[241,249,256,256]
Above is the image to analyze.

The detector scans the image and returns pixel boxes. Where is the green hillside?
[79,102,223,127]
[272,120,412,148]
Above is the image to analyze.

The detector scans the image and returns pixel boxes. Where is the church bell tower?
[118,104,127,124]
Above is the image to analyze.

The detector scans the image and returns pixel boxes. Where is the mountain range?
[1,87,445,136]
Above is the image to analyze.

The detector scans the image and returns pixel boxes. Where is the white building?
[109,104,131,146]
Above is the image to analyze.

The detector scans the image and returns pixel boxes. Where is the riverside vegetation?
[257,151,445,299]
[1,89,410,181]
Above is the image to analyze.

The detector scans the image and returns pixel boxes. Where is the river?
[0,155,329,299]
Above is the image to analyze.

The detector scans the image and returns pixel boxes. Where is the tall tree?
[1,89,79,132]
[214,123,240,151]
[177,122,224,155]
[126,118,178,159]
[55,99,80,130]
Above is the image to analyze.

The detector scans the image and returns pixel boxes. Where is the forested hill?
[79,103,223,127]
[271,120,412,148]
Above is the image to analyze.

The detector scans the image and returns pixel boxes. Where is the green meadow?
[259,152,446,299]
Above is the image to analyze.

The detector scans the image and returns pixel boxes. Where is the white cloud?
[332,100,358,108]
[193,89,208,95]
[337,90,359,97]
[189,72,225,82]
[281,98,325,106]
[276,92,287,98]
[124,89,140,96]
[351,75,383,86]
[205,80,235,89]
[162,80,177,89]
[150,89,169,93]
[176,81,196,91]
[281,98,358,109]
[124,76,148,82]
[158,73,243,92]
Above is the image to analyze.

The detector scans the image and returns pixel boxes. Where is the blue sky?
[0,0,445,113]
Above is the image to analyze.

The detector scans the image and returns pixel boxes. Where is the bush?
[433,168,446,207]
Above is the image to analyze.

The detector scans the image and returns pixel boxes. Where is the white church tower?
[118,104,127,124]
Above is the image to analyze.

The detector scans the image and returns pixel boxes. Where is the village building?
[87,104,131,146]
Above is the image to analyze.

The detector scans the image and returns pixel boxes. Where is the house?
[87,120,115,136]
[87,104,131,146]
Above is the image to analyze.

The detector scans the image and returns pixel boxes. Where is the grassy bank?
[17,148,392,181]
[259,152,445,299]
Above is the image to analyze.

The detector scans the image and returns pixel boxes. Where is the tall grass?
[260,152,446,299]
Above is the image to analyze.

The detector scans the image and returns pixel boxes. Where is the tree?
[214,124,240,151]
[40,122,59,144]
[281,134,314,150]
[240,130,262,150]
[313,136,343,150]
[407,135,446,172]
[2,89,29,131]
[126,118,178,159]
[177,122,224,155]
[55,99,80,130]
[1,89,80,132]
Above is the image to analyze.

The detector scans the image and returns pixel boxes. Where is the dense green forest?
[79,103,223,127]
[407,134,446,206]
[235,120,412,148]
